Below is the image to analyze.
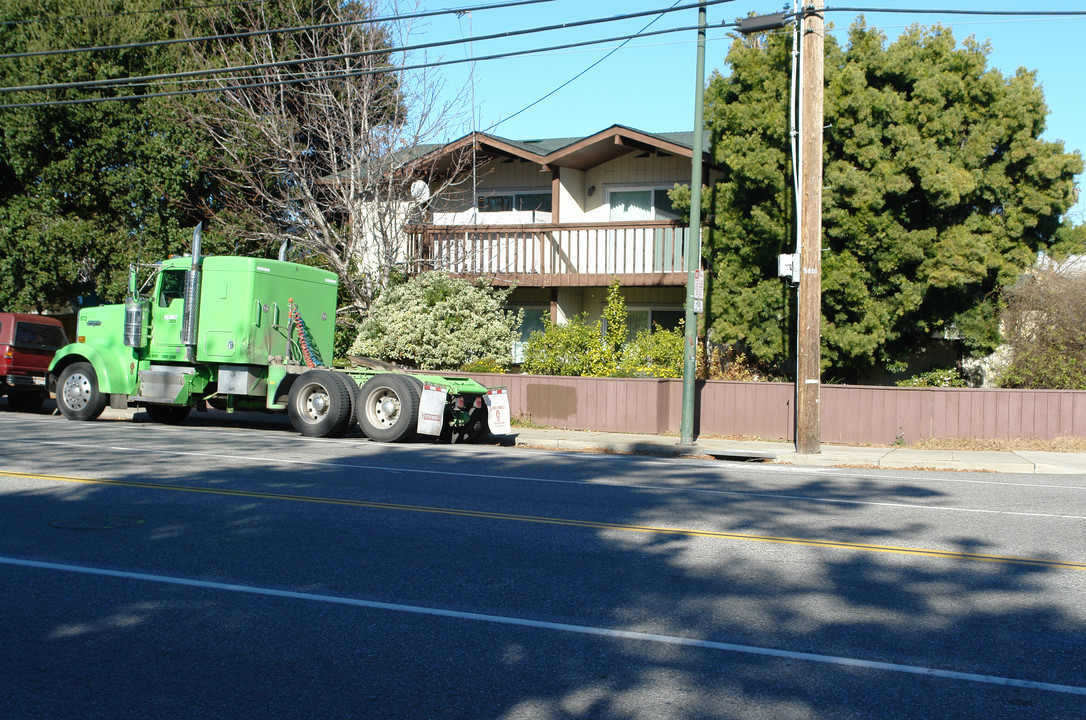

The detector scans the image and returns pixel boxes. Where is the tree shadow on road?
[1,423,1084,719]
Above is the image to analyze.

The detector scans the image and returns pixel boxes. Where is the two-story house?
[406,125,722,358]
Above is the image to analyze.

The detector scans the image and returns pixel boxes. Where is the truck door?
[148,269,187,361]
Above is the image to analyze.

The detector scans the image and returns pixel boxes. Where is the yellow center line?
[6,469,1085,571]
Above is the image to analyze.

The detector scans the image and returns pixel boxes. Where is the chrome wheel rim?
[62,372,93,411]
[365,388,400,429]
[299,382,331,423]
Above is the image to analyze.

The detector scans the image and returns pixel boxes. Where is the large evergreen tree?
[699,21,1082,380]
[0,0,230,312]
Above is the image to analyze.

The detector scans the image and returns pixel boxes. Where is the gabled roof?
[416,124,716,174]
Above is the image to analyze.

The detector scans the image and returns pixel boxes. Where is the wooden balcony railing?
[407,221,691,286]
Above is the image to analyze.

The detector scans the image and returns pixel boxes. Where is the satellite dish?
[409,179,431,203]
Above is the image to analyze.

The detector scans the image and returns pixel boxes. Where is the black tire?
[56,362,107,421]
[8,388,45,413]
[144,404,191,424]
[326,371,359,436]
[356,374,421,442]
[287,369,352,438]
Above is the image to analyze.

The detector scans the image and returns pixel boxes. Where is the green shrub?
[350,272,522,370]
[333,314,360,362]
[521,313,609,376]
[621,326,684,378]
[895,368,969,387]
[522,277,688,378]
[460,357,507,374]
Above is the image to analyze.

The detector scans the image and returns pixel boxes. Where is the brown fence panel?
[464,375,795,439]
[817,385,1086,444]
[462,374,1086,444]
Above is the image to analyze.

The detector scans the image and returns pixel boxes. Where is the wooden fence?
[463,373,1086,444]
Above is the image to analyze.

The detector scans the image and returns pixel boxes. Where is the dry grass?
[909,436,1086,453]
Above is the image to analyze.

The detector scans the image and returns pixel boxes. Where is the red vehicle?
[0,312,68,413]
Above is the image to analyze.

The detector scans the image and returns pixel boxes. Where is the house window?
[653,189,679,220]
[516,193,552,212]
[478,195,513,213]
[606,187,687,273]
[511,307,549,364]
[626,307,684,339]
[607,187,679,221]
[478,192,552,213]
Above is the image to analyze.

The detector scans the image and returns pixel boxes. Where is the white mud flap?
[417,383,447,436]
[484,387,511,435]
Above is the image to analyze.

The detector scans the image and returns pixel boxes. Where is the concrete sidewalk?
[88,405,1086,475]
[508,427,1086,475]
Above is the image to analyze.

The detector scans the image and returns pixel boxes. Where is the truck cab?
[47,225,504,442]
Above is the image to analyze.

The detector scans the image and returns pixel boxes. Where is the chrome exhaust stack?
[123,264,149,349]
[180,223,203,362]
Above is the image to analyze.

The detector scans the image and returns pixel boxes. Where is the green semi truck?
[48,226,505,442]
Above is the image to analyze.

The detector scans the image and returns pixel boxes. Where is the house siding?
[430,159,552,214]
[582,154,693,221]
[412,127,717,319]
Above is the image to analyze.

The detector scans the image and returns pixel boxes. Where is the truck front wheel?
[287,369,353,438]
[56,362,107,421]
[357,374,421,442]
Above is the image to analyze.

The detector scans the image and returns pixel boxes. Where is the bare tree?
[1000,257,1086,389]
[179,0,471,313]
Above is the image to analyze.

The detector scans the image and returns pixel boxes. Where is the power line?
[7,3,1076,110]
[0,1,736,96]
[485,0,686,133]
[112,35,718,91]
[0,19,735,109]
[823,7,1086,18]
[0,0,563,60]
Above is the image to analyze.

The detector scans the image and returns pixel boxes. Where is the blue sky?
[407,0,1085,221]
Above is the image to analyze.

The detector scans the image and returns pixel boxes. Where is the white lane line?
[3,555,1084,697]
[5,437,1086,520]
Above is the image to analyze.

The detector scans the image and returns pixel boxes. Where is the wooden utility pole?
[796,0,824,454]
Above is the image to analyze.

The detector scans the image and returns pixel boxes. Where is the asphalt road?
[2,407,1085,719]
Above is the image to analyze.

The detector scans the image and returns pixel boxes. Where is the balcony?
[407,221,692,287]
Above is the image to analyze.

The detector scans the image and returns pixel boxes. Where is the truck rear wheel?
[357,374,421,442]
[56,362,107,421]
[287,369,352,438]
[326,371,359,436]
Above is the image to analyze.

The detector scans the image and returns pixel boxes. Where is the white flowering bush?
[349,272,522,370]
